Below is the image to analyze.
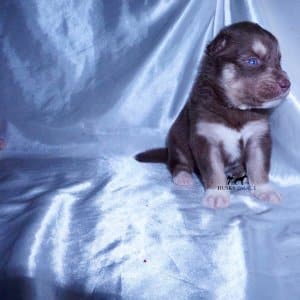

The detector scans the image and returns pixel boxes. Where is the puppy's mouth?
[237,78,291,110]
[237,88,290,110]
[238,98,282,110]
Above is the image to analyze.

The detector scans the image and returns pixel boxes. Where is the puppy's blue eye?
[247,57,258,65]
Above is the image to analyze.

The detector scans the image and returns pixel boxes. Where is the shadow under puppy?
[135,22,290,209]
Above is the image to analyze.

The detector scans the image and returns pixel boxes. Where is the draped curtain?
[0,1,300,299]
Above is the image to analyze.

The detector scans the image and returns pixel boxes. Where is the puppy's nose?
[277,77,291,92]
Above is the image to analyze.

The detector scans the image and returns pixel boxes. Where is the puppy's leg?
[167,121,194,187]
[246,134,281,203]
[167,110,194,187]
[169,146,194,187]
[191,137,229,208]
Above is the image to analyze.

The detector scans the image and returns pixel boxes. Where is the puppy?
[135,22,290,208]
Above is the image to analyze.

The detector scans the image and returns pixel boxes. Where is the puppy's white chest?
[196,120,268,162]
[219,127,241,161]
[198,123,241,161]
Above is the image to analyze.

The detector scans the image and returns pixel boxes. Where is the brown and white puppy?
[135,22,290,209]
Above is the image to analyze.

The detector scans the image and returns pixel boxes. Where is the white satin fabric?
[1,1,300,299]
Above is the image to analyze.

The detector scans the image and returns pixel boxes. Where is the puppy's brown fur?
[135,22,290,208]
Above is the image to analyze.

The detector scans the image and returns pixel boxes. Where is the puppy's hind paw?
[173,171,193,187]
[203,189,230,209]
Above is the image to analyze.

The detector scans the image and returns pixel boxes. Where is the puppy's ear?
[206,32,231,56]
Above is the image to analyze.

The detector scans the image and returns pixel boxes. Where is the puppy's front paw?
[203,189,230,209]
[252,183,281,203]
[173,171,193,187]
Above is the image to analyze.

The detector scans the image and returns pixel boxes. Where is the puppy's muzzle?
[277,76,291,94]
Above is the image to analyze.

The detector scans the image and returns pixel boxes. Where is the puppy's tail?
[135,148,168,163]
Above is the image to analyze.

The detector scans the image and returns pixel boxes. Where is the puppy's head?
[206,22,290,110]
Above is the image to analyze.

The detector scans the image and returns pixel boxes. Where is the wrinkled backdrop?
[1,1,300,299]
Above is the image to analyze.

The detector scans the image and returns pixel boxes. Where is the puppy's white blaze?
[252,40,267,56]
[196,120,268,162]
